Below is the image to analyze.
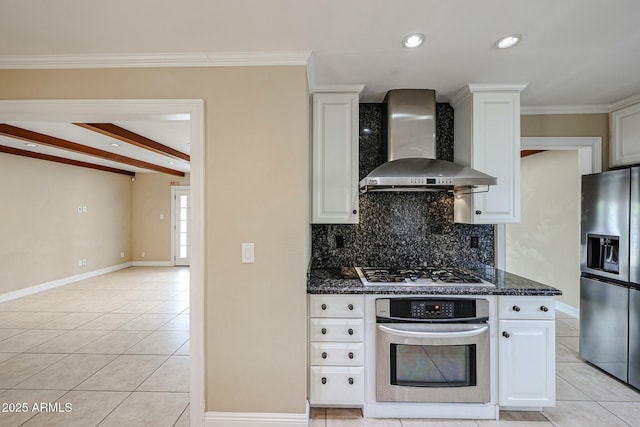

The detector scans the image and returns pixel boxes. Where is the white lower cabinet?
[498,297,556,407]
[309,294,365,407]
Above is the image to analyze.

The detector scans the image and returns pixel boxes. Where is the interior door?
[172,187,190,266]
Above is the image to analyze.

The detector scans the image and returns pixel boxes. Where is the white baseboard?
[0,262,132,303]
[555,301,579,319]
[204,405,309,427]
[131,261,173,267]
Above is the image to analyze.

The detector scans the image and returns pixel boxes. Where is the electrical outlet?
[82,258,87,266]
[77,206,82,213]
[82,206,87,213]
[78,259,83,267]
[120,251,125,258]
[141,251,145,258]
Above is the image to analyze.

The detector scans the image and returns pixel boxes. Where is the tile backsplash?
[311,103,495,268]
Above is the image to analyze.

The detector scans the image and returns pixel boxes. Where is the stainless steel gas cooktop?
[355,266,495,287]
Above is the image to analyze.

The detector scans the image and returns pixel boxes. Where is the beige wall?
[0,153,132,293]
[506,151,581,308]
[0,66,310,414]
[522,113,609,169]
[132,173,190,262]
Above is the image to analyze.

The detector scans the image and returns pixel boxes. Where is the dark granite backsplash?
[311,103,495,269]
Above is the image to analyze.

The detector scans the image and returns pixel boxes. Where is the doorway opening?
[0,99,205,425]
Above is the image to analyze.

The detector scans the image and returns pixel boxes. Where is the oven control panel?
[410,301,455,318]
[376,298,489,322]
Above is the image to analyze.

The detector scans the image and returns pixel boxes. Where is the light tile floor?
[311,311,640,427]
[0,267,190,427]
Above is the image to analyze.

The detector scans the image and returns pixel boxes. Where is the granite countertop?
[307,266,562,296]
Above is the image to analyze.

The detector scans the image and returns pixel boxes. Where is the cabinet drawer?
[499,297,555,320]
[309,295,365,318]
[309,318,364,342]
[310,342,364,366]
[309,366,364,405]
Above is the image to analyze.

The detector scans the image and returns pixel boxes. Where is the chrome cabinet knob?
[321,377,327,385]
[348,352,354,359]
[321,352,327,359]
[348,328,354,335]
[503,331,511,338]
[475,210,482,215]
[352,210,357,215]
[348,377,354,385]
[540,305,549,312]
[321,328,327,335]
[321,304,327,310]
[512,305,521,312]
[348,304,354,310]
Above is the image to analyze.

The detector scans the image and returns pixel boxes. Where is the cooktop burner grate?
[357,266,492,287]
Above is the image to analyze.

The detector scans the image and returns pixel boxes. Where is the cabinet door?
[312,92,359,224]
[499,319,555,407]
[453,86,523,224]
[611,103,640,167]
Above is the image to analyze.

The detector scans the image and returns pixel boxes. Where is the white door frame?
[0,99,206,427]
[496,136,602,270]
[171,186,191,266]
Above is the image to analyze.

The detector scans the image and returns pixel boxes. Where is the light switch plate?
[242,243,255,263]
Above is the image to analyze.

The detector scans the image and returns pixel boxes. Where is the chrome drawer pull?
[512,305,521,312]
[348,377,354,385]
[540,305,549,312]
[321,328,327,335]
[348,352,354,359]
[321,377,327,385]
[348,304,354,310]
[321,304,327,310]
[348,328,354,335]
[321,352,327,359]
[503,331,511,338]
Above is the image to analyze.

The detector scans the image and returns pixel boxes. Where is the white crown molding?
[0,51,312,69]
[450,83,528,108]
[609,92,640,112]
[468,83,529,93]
[521,104,611,115]
[521,92,640,115]
[313,84,366,95]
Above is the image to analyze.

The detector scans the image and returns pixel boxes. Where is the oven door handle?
[377,324,489,339]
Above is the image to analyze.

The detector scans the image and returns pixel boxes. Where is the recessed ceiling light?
[168,161,175,165]
[496,34,522,49]
[110,143,120,147]
[25,143,38,147]
[402,33,425,49]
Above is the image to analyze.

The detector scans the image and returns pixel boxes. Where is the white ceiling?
[1,0,640,174]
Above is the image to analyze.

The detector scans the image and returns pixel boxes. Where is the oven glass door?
[377,323,490,403]
[391,342,475,387]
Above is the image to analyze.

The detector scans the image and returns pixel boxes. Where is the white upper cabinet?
[452,84,527,224]
[610,102,640,168]
[312,91,361,224]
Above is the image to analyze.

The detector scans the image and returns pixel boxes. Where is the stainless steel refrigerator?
[580,167,640,388]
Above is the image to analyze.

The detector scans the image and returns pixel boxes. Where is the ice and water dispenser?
[586,234,620,274]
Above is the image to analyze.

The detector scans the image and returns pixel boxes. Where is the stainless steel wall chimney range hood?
[359,89,497,193]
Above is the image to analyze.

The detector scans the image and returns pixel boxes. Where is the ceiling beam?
[75,123,190,162]
[0,145,136,176]
[0,124,185,176]
[521,149,547,158]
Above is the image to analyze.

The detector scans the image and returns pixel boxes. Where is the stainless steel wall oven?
[376,297,491,403]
